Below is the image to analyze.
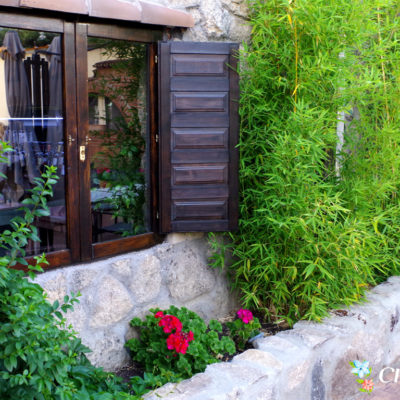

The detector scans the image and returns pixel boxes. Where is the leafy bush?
[210,0,400,324]
[0,146,136,399]
[226,309,261,351]
[126,306,236,396]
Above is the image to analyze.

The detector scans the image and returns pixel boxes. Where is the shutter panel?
[158,41,239,233]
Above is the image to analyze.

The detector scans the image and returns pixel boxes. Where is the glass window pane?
[0,28,67,256]
[87,38,150,243]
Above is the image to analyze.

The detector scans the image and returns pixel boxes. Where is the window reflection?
[87,38,149,242]
[0,28,66,256]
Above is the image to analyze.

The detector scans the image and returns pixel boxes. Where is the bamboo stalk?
[377,9,389,121]
[288,1,299,112]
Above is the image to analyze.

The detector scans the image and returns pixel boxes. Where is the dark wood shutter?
[158,41,239,233]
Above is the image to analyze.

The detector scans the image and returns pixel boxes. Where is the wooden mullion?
[158,41,172,233]
[63,21,81,261]
[158,42,171,233]
[75,23,92,261]
[149,42,160,233]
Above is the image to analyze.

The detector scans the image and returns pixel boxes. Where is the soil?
[115,314,290,383]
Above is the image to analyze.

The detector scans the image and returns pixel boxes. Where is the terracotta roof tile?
[90,0,141,22]
[1,0,19,6]
[1,0,194,28]
[139,1,193,27]
[20,0,89,14]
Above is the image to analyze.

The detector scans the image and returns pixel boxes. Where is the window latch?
[79,145,86,162]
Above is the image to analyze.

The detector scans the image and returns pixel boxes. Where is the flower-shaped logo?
[350,360,374,394]
[351,360,370,378]
[362,379,374,392]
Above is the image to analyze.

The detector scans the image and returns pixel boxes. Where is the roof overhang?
[1,0,194,28]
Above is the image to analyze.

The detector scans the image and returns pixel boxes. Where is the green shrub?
[0,145,136,399]
[226,309,261,351]
[210,0,400,324]
[126,306,236,396]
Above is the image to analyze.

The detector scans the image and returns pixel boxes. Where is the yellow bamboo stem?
[294,18,298,112]
[377,9,389,121]
[288,1,299,113]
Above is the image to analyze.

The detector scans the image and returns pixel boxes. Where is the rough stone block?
[204,362,266,393]
[200,0,230,40]
[64,302,87,334]
[220,0,248,19]
[70,268,98,292]
[89,276,134,328]
[237,376,276,400]
[284,358,312,393]
[232,349,283,372]
[35,272,68,305]
[111,258,132,278]
[144,383,180,400]
[165,241,216,302]
[84,330,129,371]
[130,255,162,303]
[253,335,302,354]
[288,322,336,349]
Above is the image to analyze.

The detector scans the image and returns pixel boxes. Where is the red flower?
[166,330,194,354]
[158,315,182,333]
[237,309,253,324]
[155,311,164,319]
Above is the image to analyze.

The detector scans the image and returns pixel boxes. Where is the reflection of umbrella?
[46,36,63,146]
[45,36,65,201]
[0,30,39,186]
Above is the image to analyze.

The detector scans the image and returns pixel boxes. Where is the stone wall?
[34,233,238,371]
[143,276,400,400]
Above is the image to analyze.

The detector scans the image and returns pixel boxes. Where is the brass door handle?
[79,145,86,162]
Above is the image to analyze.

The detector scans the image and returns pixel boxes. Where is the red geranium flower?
[166,330,194,354]
[158,315,182,333]
[155,311,164,319]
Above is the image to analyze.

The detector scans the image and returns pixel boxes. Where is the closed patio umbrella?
[0,30,39,187]
[46,35,63,148]
[45,36,65,202]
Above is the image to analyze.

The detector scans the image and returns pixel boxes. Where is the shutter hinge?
[155,133,159,143]
[156,211,159,219]
[155,55,158,64]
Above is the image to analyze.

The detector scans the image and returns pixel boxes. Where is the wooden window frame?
[0,10,164,270]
